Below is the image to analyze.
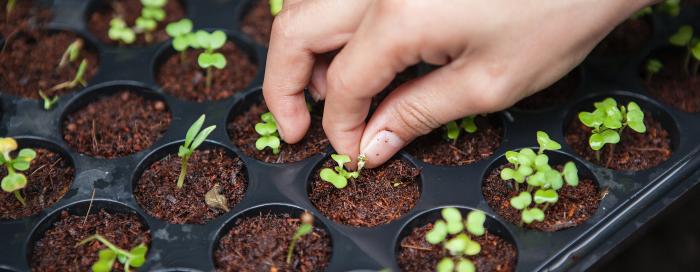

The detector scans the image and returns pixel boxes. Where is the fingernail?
[309,86,322,102]
[360,130,405,167]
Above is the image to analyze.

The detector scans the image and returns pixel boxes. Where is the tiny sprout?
[0,138,36,207]
[166,18,193,53]
[59,39,83,68]
[254,112,281,154]
[77,234,148,272]
[287,211,313,264]
[136,0,167,42]
[319,154,361,189]
[177,114,216,189]
[645,58,663,82]
[269,0,284,16]
[195,30,228,91]
[38,90,59,111]
[444,116,477,142]
[658,0,681,17]
[578,98,646,162]
[425,208,485,272]
[50,59,88,92]
[108,18,136,44]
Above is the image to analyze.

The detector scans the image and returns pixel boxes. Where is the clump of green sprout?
[108,18,136,44]
[425,208,487,272]
[165,18,193,62]
[38,90,59,111]
[59,39,83,68]
[658,0,681,17]
[0,138,36,207]
[135,0,167,42]
[500,131,579,225]
[444,116,477,143]
[287,211,313,264]
[269,0,284,16]
[319,154,367,189]
[77,234,148,272]
[254,112,281,154]
[194,30,228,91]
[177,114,216,189]
[577,98,646,163]
[645,58,663,83]
[49,59,88,92]
[668,25,700,76]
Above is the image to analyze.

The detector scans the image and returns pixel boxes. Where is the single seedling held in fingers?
[77,233,148,272]
[254,112,281,154]
[177,114,216,189]
[0,138,36,207]
[319,154,364,189]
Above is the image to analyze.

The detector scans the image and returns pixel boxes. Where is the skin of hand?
[263,0,660,169]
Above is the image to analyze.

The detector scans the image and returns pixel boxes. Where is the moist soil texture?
[643,49,700,113]
[0,0,52,36]
[241,0,273,46]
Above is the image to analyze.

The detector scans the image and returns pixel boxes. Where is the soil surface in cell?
[135,148,247,224]
[157,42,257,102]
[0,148,74,220]
[407,116,502,166]
[566,112,672,171]
[514,70,579,111]
[0,30,98,99]
[31,209,151,271]
[63,91,171,158]
[398,225,517,272]
[241,0,273,45]
[592,17,652,57]
[309,158,421,227]
[643,49,700,113]
[215,212,332,271]
[228,101,328,163]
[88,0,185,45]
[0,0,52,36]
[483,164,601,232]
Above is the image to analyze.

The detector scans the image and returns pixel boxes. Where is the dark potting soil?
[135,148,247,224]
[643,49,700,113]
[309,158,421,227]
[157,42,257,102]
[406,116,502,166]
[592,18,652,57]
[0,148,74,220]
[30,209,151,272]
[483,164,601,232]
[0,30,99,99]
[241,0,273,46]
[63,91,171,158]
[214,212,332,272]
[513,70,579,111]
[88,0,185,46]
[0,0,52,36]
[228,101,328,163]
[397,224,517,272]
[565,113,672,171]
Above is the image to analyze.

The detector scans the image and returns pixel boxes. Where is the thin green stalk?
[13,191,25,206]
[205,67,213,92]
[176,155,189,189]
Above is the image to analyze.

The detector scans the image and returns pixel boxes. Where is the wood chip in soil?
[0,148,74,220]
[135,148,247,224]
[309,158,421,227]
[565,112,672,171]
[228,101,328,163]
[407,116,502,166]
[643,49,700,113]
[215,212,331,272]
[398,224,517,272]
[592,18,652,57]
[241,0,273,46]
[0,0,52,36]
[0,30,98,99]
[514,69,579,111]
[31,209,151,272]
[157,41,257,102]
[483,164,600,232]
[88,0,185,45]
[63,91,171,158]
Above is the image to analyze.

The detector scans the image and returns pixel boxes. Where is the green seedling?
[269,0,284,16]
[254,112,281,154]
[287,211,313,264]
[319,154,364,189]
[38,90,59,111]
[165,18,193,62]
[645,58,663,82]
[578,97,646,163]
[425,208,486,272]
[668,25,700,75]
[77,234,148,272]
[0,138,36,207]
[108,18,136,44]
[195,30,227,91]
[658,0,681,17]
[444,116,477,143]
[59,39,83,68]
[499,131,579,226]
[49,59,88,92]
[177,114,216,189]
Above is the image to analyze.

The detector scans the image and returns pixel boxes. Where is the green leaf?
[516,165,533,176]
[460,116,477,133]
[92,249,116,272]
[437,258,454,272]
[456,259,475,272]
[331,154,351,166]
[190,125,216,150]
[110,18,127,28]
[1,173,27,192]
[519,148,537,163]
[534,154,549,171]
[185,115,205,148]
[589,130,620,151]
[128,244,148,267]
[141,0,167,7]
[256,135,281,153]
[141,7,165,21]
[563,161,579,186]
[669,25,694,46]
[544,168,564,190]
[534,189,559,204]
[646,59,664,74]
[18,148,36,160]
[135,17,157,31]
[442,208,463,234]
[198,52,227,69]
[505,151,519,165]
[465,210,485,236]
[261,112,276,123]
[463,236,481,256]
[172,35,189,51]
[269,0,284,16]
[12,161,30,171]
[178,145,191,158]
[578,110,604,128]
[693,41,700,61]
[594,97,618,111]
[626,102,646,133]
[536,131,561,152]
[500,167,524,183]
[426,220,448,244]
[521,208,545,224]
[445,121,460,140]
[206,30,227,50]
[526,171,546,187]
[509,191,532,210]
[255,121,278,136]
[320,168,348,189]
[444,233,469,255]
[293,223,313,240]
[166,18,193,37]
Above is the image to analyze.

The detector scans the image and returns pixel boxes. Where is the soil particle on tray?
[407,116,502,166]
[398,224,517,272]
[157,41,257,102]
[592,18,652,57]
[241,0,273,46]
[0,148,74,220]
[135,148,247,224]
[0,0,52,36]
[483,164,600,232]
[0,30,99,99]
[643,49,700,113]
[565,113,672,171]
[88,0,185,46]
[31,209,151,272]
[63,91,171,158]
[228,101,328,163]
[214,212,332,272]
[514,70,579,111]
[309,158,421,227]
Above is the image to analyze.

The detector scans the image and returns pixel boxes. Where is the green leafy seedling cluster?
[177,114,216,189]
[425,208,487,272]
[109,18,137,44]
[77,234,148,272]
[165,18,193,54]
[668,25,700,75]
[0,138,36,207]
[286,211,314,264]
[269,0,284,16]
[108,0,168,44]
[444,116,477,142]
[254,112,281,154]
[319,154,364,189]
[499,132,580,225]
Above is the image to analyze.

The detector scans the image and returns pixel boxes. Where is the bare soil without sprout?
[0,0,52,36]
[88,0,185,45]
[644,49,700,113]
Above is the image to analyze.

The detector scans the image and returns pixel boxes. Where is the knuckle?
[391,98,440,137]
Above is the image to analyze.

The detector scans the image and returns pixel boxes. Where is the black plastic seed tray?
[1,0,699,271]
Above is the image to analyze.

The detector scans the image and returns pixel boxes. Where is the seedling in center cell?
[425,208,486,272]
[645,58,663,83]
[77,234,148,272]
[59,39,83,68]
[195,30,228,92]
[444,116,477,143]
[165,18,193,62]
[254,112,281,154]
[177,114,216,189]
[668,25,700,76]
[577,97,646,164]
[269,0,284,16]
[499,131,580,225]
[108,18,136,44]
[0,138,36,207]
[38,90,59,111]
[49,59,88,92]
[286,211,313,264]
[319,154,365,189]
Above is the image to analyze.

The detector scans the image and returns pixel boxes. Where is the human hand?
[263,0,658,168]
